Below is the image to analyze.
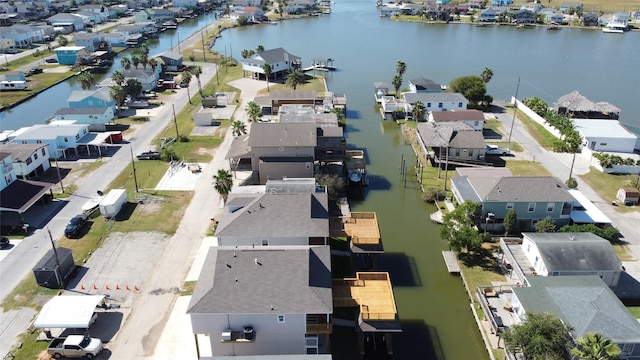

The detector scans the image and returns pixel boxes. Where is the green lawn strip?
[613,244,636,261]
[458,246,507,302]
[513,109,558,150]
[627,307,640,319]
[504,160,551,176]
[483,119,503,136]
[181,281,197,296]
[579,168,639,212]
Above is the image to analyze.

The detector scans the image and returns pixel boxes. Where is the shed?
[32,247,76,289]
[617,188,640,206]
[193,110,213,126]
[201,95,218,108]
[35,295,105,329]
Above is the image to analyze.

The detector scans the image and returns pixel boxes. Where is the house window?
[21,141,27,144]
[546,203,554,212]
[454,149,460,157]
[528,203,536,212]
[64,137,69,142]
[88,100,93,106]
[277,315,285,323]
[599,143,607,146]
[438,102,443,108]
[41,148,46,155]
[279,146,284,152]
[34,153,38,160]
[26,158,32,165]
[261,239,268,246]
[474,121,480,126]
[427,102,431,108]
[36,140,42,144]
[458,102,463,108]
[622,344,634,355]
[76,134,80,140]
[506,203,514,210]
[468,150,473,157]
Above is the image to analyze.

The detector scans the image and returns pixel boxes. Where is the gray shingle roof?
[449,130,486,149]
[403,92,468,105]
[248,123,317,147]
[524,232,622,271]
[417,121,475,148]
[409,78,441,91]
[187,246,333,314]
[215,192,329,238]
[514,276,640,343]
[253,47,301,65]
[469,176,575,202]
[431,109,485,122]
[0,143,46,162]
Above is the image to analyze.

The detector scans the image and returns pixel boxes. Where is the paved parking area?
[154,163,208,191]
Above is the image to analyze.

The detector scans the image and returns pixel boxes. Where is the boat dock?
[302,56,336,72]
[442,251,460,275]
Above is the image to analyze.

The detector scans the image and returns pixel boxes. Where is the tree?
[140,53,149,70]
[181,71,192,104]
[417,6,426,19]
[109,85,127,118]
[124,78,142,98]
[566,177,578,189]
[571,333,621,360]
[503,209,518,236]
[256,45,265,52]
[262,63,272,91]
[246,101,262,122]
[503,312,573,360]
[237,16,249,25]
[148,58,158,73]
[191,65,202,95]
[392,75,402,98]
[131,54,140,69]
[315,173,345,202]
[412,100,426,122]
[285,69,305,90]
[535,216,556,232]
[77,72,94,90]
[481,67,493,84]
[332,107,346,127]
[447,75,487,107]
[396,60,406,78]
[120,56,131,70]
[439,200,483,252]
[112,70,125,86]
[213,169,233,202]
[232,120,247,137]
[57,35,69,46]
[241,49,255,59]
[522,97,549,117]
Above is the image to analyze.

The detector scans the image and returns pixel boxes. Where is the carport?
[77,132,115,157]
[34,295,105,335]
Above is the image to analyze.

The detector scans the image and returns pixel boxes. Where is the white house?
[53,107,115,131]
[46,13,85,32]
[573,118,638,154]
[241,47,301,79]
[403,92,468,113]
[428,109,485,131]
[0,152,17,191]
[78,4,110,22]
[0,143,50,179]
[11,123,90,159]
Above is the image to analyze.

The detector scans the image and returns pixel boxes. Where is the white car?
[486,144,511,156]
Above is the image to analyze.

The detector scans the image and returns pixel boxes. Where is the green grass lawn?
[0,70,74,107]
[580,168,640,212]
[512,109,559,150]
[504,159,552,176]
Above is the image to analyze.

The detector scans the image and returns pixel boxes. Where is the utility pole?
[53,156,64,193]
[47,228,63,288]
[508,76,520,144]
[172,104,179,139]
[129,146,139,192]
[568,152,576,180]
[201,30,206,62]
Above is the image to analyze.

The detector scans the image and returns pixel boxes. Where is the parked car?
[47,335,103,359]
[64,214,89,238]
[45,58,58,63]
[28,68,43,75]
[136,151,161,160]
[486,144,511,156]
[0,237,10,249]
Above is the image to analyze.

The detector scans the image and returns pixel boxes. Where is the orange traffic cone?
[134,285,139,291]
[81,284,85,290]
[105,284,110,290]
[126,284,130,290]
[93,284,97,290]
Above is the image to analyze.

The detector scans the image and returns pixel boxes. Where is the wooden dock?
[442,251,460,275]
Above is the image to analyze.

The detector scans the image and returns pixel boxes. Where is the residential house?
[154,50,183,72]
[0,24,45,47]
[468,0,484,9]
[54,46,85,65]
[520,2,544,13]
[215,190,329,246]
[187,246,333,356]
[512,9,536,23]
[47,13,85,32]
[232,0,261,6]
[581,12,599,26]
[555,91,620,119]
[0,38,15,52]
[122,68,159,91]
[78,4,110,21]
[101,32,128,47]
[75,10,105,25]
[262,90,317,114]
[67,87,115,108]
[545,12,565,24]
[428,109,485,131]
[510,276,640,360]
[479,8,497,22]
[52,107,115,131]
[285,0,317,14]
[374,82,390,103]
[416,122,487,164]
[559,1,582,12]
[408,78,442,93]
[230,6,264,22]
[73,32,105,52]
[573,118,638,154]
[11,123,90,159]
[607,12,629,31]
[423,4,452,20]
[0,143,50,179]
[450,176,575,230]
[242,47,302,80]
[503,232,623,287]
[402,92,468,113]
[2,70,25,82]
[491,0,512,5]
[0,151,53,218]
[134,8,175,24]
[172,0,198,7]
[436,0,451,4]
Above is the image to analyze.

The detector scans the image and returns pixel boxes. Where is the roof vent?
[255,258,262,266]
[226,262,231,268]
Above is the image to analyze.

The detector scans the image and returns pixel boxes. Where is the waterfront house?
[115,23,157,37]
[520,2,544,13]
[491,0,512,6]
[554,91,620,119]
[559,1,582,12]
[573,118,638,154]
[512,9,536,23]
[263,90,317,114]
[510,276,640,360]
[52,107,115,131]
[46,13,85,32]
[73,32,106,52]
[215,190,329,246]
[187,246,333,356]
[67,87,115,108]
[501,232,622,287]
[101,32,128,47]
[479,9,497,22]
[11,123,90,159]
[0,25,45,48]
[545,12,565,24]
[408,78,442,93]
[75,10,104,26]
[0,151,54,219]
[581,12,599,26]
[285,0,318,14]
[54,46,85,65]
[172,0,198,7]
[154,50,183,72]
[232,0,262,6]
[416,122,487,164]
[242,47,302,80]
[617,188,640,206]
[230,6,265,22]
[607,12,629,31]
[134,8,175,24]
[428,109,485,131]
[121,68,159,91]
[0,143,50,179]
[374,82,390,103]
[402,92,468,113]
[450,176,575,231]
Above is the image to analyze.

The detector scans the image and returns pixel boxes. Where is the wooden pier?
[442,251,460,275]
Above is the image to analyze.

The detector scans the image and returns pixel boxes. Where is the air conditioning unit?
[221,329,232,341]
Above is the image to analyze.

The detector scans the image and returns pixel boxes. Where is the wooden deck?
[333,272,397,320]
[442,251,461,275]
[330,212,381,246]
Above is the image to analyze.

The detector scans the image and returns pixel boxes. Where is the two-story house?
[134,8,175,24]
[67,87,115,108]
[520,2,544,13]
[512,9,536,23]
[54,46,86,65]
[52,107,115,131]
[403,92,468,113]
[0,151,53,218]
[416,121,486,164]
[242,48,302,80]
[154,50,183,72]
[78,4,110,22]
[72,32,106,52]
[408,78,442,93]
[0,143,50,179]
[11,123,90,159]
[428,109,485,131]
[230,6,265,22]
[46,13,85,32]
[450,176,575,231]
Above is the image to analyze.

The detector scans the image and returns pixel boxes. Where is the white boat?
[82,196,104,214]
[348,169,362,182]
[602,27,624,33]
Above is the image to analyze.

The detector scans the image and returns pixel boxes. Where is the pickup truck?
[485,144,511,156]
[47,335,103,359]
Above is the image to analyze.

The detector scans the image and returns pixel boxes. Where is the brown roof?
[0,143,47,162]
[431,109,485,122]
[248,122,317,147]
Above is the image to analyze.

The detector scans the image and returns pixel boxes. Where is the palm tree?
[285,69,305,90]
[262,63,272,91]
[112,70,125,86]
[417,7,426,20]
[77,72,94,90]
[109,85,127,118]
[190,65,203,95]
[213,169,233,203]
[246,101,262,122]
[392,75,402,98]
[139,43,149,57]
[125,78,142,98]
[241,49,255,59]
[57,35,69,46]
[120,57,131,70]
[232,120,247,137]
[570,333,621,360]
[412,100,426,122]
[149,58,158,73]
[256,45,265,52]
[140,53,149,70]
[481,67,494,84]
[131,55,140,69]
[396,60,406,78]
[181,71,192,104]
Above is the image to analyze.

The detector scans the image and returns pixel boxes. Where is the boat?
[348,169,362,182]
[82,195,104,214]
[162,21,178,30]
[547,22,560,30]
[602,26,625,33]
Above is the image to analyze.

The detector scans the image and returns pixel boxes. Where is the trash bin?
[243,326,254,340]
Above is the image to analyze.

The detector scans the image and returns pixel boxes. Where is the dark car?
[0,237,10,249]
[45,58,58,63]
[136,151,161,160]
[64,214,89,238]
[28,68,43,75]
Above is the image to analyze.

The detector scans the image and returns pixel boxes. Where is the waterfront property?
[51,107,115,131]
[416,121,488,165]
[428,109,485,131]
[403,92,468,113]
[573,118,638,154]
[0,143,50,179]
[153,51,183,72]
[373,82,390,103]
[329,212,384,270]
[554,90,620,120]
[241,48,302,80]
[10,123,92,159]
[67,87,115,108]
[54,46,86,65]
